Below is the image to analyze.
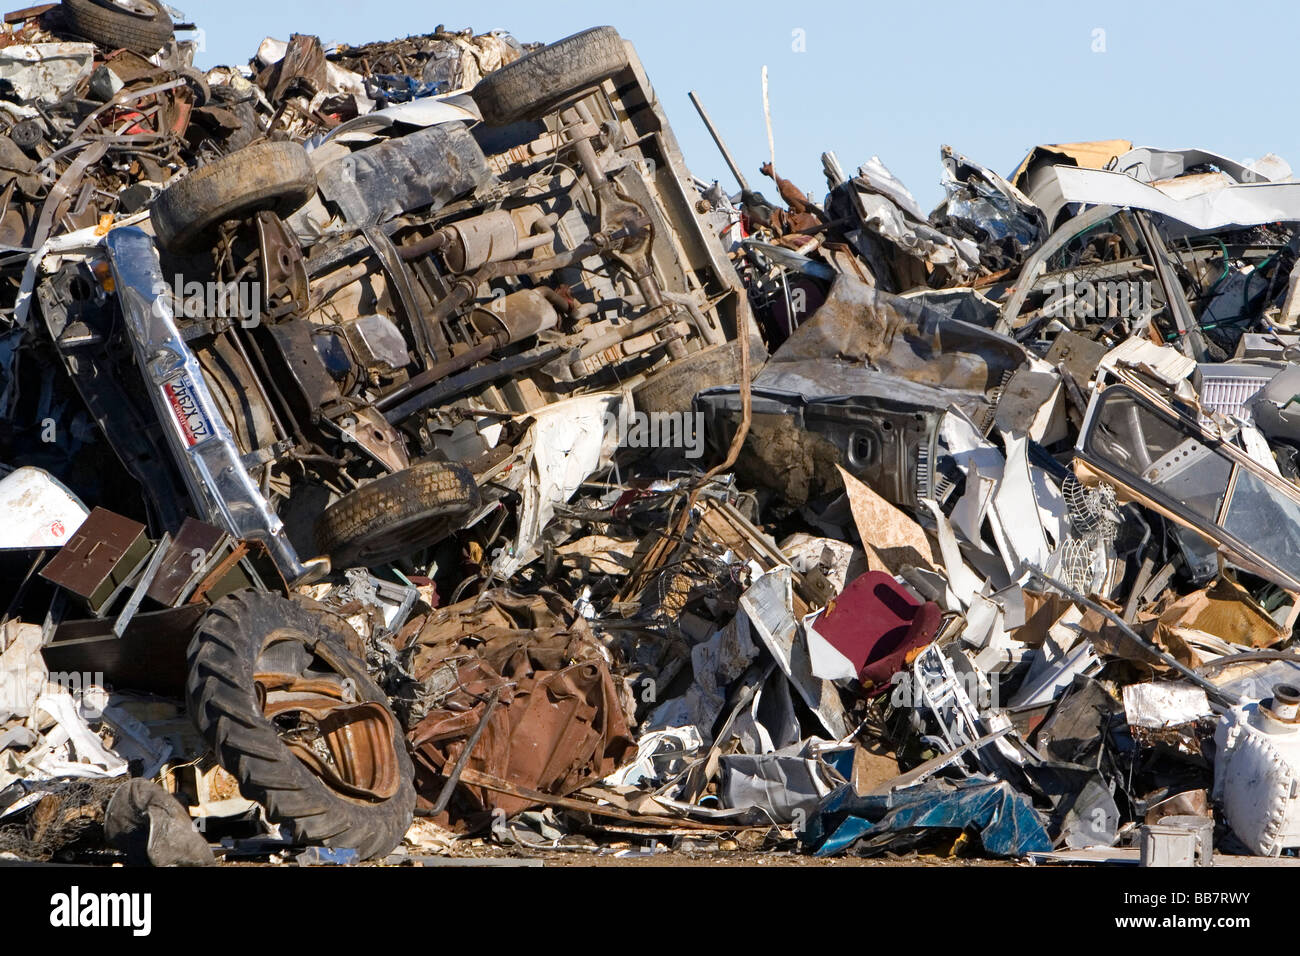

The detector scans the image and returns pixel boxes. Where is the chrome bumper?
[105,227,322,583]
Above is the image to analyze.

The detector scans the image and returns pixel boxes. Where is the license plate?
[162,374,214,447]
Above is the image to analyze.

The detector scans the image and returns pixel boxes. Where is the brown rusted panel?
[403,589,635,819]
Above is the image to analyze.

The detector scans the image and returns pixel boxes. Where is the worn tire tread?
[151,141,315,253]
[471,26,629,126]
[186,591,415,859]
[61,0,173,55]
[315,460,479,568]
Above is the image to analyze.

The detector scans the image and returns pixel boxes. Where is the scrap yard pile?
[6,5,1300,868]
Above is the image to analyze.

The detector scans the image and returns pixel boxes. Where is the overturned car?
[30,26,753,582]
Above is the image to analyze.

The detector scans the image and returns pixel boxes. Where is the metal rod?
[113,532,172,638]
[1022,563,1240,706]
[382,344,564,424]
[689,90,749,193]
[426,688,501,816]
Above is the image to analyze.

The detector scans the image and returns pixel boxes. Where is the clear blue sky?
[191,0,1295,210]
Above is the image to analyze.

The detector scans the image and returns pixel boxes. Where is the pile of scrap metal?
[0,14,756,864]
[4,10,1300,869]
[680,123,1300,862]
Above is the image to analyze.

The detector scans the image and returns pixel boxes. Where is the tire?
[633,337,768,417]
[61,0,173,56]
[471,26,629,126]
[315,460,480,568]
[186,591,415,860]
[150,141,316,253]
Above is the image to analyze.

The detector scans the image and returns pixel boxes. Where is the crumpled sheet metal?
[323,93,482,142]
[491,393,624,581]
[1011,139,1134,188]
[1112,146,1290,186]
[835,155,981,283]
[402,590,636,818]
[1010,139,1133,223]
[934,145,1046,272]
[697,271,1028,510]
[644,610,759,740]
[741,567,851,740]
[1150,578,1288,650]
[697,375,953,510]
[0,42,94,104]
[316,120,492,225]
[719,745,842,825]
[769,272,1027,397]
[408,659,633,817]
[1053,165,1300,230]
[0,620,161,791]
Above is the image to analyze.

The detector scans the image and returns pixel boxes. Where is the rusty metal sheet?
[403,589,635,819]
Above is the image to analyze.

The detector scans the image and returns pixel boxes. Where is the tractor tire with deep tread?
[186,591,415,860]
[633,337,768,418]
[315,460,480,569]
[150,141,316,253]
[471,26,629,126]
[61,0,174,56]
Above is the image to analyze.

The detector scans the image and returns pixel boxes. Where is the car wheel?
[471,26,629,126]
[633,337,768,418]
[186,591,415,860]
[61,0,174,56]
[315,460,480,569]
[150,140,316,253]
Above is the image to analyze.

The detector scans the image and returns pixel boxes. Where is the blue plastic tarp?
[807,779,1052,858]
